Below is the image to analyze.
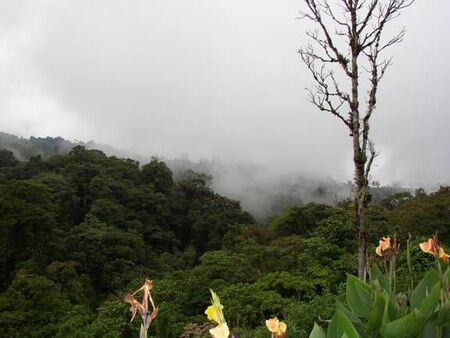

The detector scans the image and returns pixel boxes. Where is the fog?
[1,0,449,191]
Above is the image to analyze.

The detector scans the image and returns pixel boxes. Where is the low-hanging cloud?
[0,0,449,188]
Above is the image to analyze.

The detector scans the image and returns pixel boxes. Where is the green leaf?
[420,312,439,338]
[411,269,439,310]
[380,310,425,338]
[327,310,360,338]
[309,323,326,338]
[336,302,367,337]
[346,274,372,319]
[437,301,450,326]
[368,291,387,331]
[419,281,441,317]
[336,302,362,324]
[370,264,383,280]
[370,265,391,297]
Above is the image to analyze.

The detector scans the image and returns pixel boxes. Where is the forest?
[1,143,449,337]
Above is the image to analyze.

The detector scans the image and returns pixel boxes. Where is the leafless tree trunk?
[299,0,413,279]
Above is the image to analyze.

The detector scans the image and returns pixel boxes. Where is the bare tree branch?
[364,141,378,183]
[300,0,353,76]
[299,0,415,280]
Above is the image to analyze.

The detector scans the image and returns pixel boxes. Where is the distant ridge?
[0,131,408,220]
[0,131,76,160]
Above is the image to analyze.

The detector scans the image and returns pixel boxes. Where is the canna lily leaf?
[380,310,425,338]
[327,310,359,338]
[368,290,388,331]
[309,323,326,338]
[346,274,372,319]
[411,269,439,310]
[419,281,441,317]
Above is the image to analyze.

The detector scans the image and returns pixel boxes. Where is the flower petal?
[205,305,222,324]
[278,321,287,334]
[375,245,383,256]
[439,247,450,262]
[209,323,230,338]
[266,318,280,333]
[420,238,436,255]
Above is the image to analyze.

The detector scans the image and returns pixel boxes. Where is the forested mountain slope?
[0,146,448,337]
[0,131,408,220]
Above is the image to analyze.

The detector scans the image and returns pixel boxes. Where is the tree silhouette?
[299,0,414,278]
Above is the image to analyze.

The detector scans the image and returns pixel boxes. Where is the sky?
[0,0,449,187]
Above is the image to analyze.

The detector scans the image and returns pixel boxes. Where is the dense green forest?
[0,145,449,337]
[0,131,408,221]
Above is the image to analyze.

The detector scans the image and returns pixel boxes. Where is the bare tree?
[299,0,413,279]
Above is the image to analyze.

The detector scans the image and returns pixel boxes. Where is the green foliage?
[1,144,450,337]
[141,157,174,194]
[270,203,333,236]
[0,148,18,167]
[311,264,450,338]
[0,270,72,338]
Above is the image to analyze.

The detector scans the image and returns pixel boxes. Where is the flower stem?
[406,234,414,291]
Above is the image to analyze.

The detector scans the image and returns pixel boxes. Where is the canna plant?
[309,234,450,338]
[205,289,231,338]
[266,317,287,338]
[124,279,159,338]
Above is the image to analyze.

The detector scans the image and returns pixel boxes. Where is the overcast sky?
[0,0,449,187]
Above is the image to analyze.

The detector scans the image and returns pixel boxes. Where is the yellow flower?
[205,289,226,324]
[420,235,449,262]
[205,304,223,324]
[266,317,287,337]
[375,237,391,256]
[205,290,229,338]
[209,322,230,338]
[439,248,450,262]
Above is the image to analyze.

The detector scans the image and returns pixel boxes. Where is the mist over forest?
[1,1,449,336]
[0,131,408,220]
[1,131,449,338]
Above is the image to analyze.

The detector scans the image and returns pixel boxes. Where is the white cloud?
[0,0,449,186]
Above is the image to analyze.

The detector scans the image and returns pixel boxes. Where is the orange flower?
[124,278,159,337]
[133,279,155,311]
[266,317,287,337]
[375,237,391,256]
[124,293,146,322]
[420,235,450,262]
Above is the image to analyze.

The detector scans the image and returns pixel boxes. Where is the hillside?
[1,145,449,337]
[0,131,408,220]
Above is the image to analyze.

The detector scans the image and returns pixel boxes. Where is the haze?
[1,0,449,188]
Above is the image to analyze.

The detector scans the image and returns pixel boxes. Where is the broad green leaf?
[386,292,399,321]
[380,310,425,338]
[346,274,372,319]
[420,313,439,338]
[336,302,367,337]
[438,301,450,326]
[370,264,383,280]
[309,323,326,338]
[368,291,387,331]
[336,302,362,324]
[411,269,439,310]
[419,281,441,317]
[327,310,360,338]
[443,267,450,282]
[370,265,391,297]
